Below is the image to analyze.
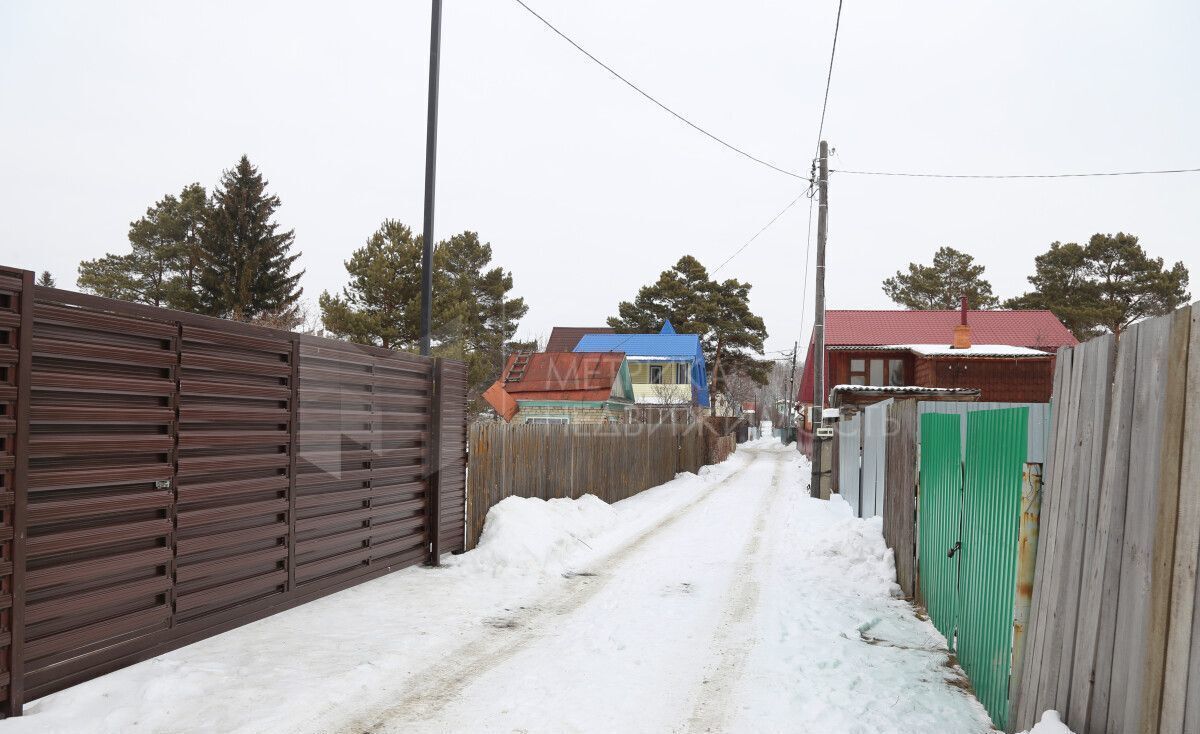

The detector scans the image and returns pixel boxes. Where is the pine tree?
[78,183,208,309]
[37,271,56,287]
[882,246,999,310]
[608,255,770,403]
[432,231,528,407]
[200,156,303,320]
[1005,233,1190,339]
[318,220,422,349]
[319,223,528,410]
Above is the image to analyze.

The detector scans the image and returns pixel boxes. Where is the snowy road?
[3,441,996,734]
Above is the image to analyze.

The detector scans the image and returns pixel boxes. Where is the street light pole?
[810,140,830,498]
[419,0,443,357]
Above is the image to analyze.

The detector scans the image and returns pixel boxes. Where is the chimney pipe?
[953,294,972,349]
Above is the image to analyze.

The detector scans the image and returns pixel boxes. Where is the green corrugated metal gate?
[919,407,1029,731]
[918,413,962,643]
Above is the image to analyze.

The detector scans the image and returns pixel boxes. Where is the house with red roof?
[797,304,1078,416]
[482,352,635,424]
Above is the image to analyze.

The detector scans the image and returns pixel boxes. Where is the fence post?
[425,357,443,566]
[7,269,32,716]
[287,337,299,592]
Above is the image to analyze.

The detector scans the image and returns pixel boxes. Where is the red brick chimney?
[952,295,972,349]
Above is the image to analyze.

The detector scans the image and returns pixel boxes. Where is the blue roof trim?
[660,319,676,334]
[574,332,710,407]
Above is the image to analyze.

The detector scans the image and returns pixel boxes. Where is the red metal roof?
[819,309,1077,348]
[483,352,627,422]
[796,309,1077,404]
[545,326,614,353]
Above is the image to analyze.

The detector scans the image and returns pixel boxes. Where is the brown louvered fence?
[0,265,466,716]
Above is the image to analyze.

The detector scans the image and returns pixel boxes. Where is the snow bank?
[1019,710,1075,734]
[799,512,901,597]
[450,494,616,576]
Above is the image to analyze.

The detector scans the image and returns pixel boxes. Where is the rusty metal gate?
[0,266,467,715]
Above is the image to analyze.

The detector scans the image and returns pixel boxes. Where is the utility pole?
[810,140,830,498]
[787,340,798,429]
[419,0,443,357]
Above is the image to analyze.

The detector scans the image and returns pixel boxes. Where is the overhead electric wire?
[510,0,808,181]
[813,0,844,154]
[831,166,1200,179]
[710,192,808,275]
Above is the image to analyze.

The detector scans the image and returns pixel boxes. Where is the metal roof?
[574,332,701,359]
[482,352,629,422]
[545,326,614,353]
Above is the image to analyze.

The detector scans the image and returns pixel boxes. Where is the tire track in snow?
[340,452,767,734]
[684,452,786,733]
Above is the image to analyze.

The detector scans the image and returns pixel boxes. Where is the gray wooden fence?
[1010,303,1200,733]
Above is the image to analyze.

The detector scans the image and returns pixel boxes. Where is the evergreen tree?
[318,220,422,349]
[432,231,529,406]
[882,246,999,310]
[37,271,56,287]
[319,222,528,410]
[78,183,208,309]
[200,156,303,320]
[1005,233,1190,339]
[608,255,770,403]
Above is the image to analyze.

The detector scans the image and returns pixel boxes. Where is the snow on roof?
[831,385,981,395]
[892,344,1053,357]
[815,309,1077,349]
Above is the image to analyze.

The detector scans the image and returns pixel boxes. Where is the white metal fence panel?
[837,413,862,512]
[917,401,1051,463]
[860,399,891,518]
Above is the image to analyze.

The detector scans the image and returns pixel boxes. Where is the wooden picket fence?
[465,422,708,549]
[1009,303,1200,733]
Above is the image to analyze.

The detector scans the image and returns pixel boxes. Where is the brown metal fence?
[0,265,466,716]
[465,422,708,549]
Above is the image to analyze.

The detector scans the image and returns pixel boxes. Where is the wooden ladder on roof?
[504,352,532,383]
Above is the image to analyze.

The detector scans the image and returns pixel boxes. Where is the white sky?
[2,0,1197,358]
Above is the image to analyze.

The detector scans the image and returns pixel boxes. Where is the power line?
[813,0,844,153]
[831,166,1200,179]
[710,192,808,275]
[510,0,808,181]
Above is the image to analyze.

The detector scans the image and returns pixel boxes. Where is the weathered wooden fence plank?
[465,422,711,549]
[883,400,918,598]
[1013,348,1071,730]
[1108,314,1173,733]
[1140,307,1191,733]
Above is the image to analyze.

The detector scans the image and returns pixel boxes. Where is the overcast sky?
[2,0,1197,358]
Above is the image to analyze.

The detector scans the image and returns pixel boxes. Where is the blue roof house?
[574,321,710,407]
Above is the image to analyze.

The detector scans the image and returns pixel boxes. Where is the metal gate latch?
[947,541,961,559]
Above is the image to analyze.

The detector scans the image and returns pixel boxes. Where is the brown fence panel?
[294,338,432,590]
[22,295,177,701]
[0,268,30,715]
[0,267,467,717]
[175,325,292,626]
[434,359,467,556]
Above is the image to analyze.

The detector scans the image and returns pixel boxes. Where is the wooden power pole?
[810,140,831,498]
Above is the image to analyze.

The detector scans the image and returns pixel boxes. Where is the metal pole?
[787,340,798,429]
[810,140,829,498]
[419,0,443,357]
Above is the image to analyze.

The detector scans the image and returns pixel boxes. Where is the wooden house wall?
[916,356,1056,402]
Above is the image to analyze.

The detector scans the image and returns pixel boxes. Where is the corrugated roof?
[574,333,701,359]
[545,326,614,353]
[797,309,1076,404]
[820,309,1077,349]
[482,352,628,422]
